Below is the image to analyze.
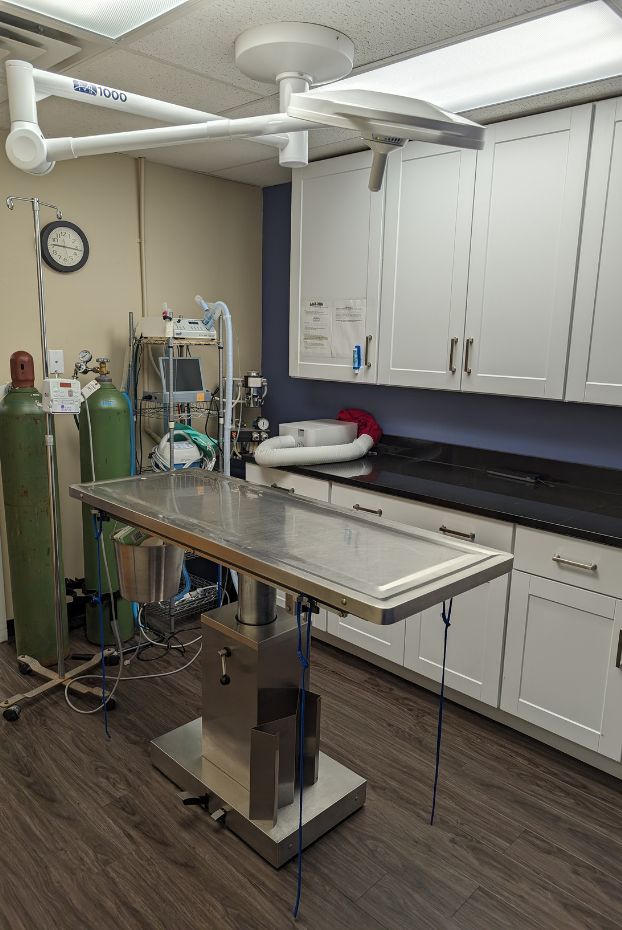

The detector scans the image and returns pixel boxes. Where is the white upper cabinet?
[462,106,592,399]
[377,142,476,390]
[289,151,384,382]
[567,99,622,405]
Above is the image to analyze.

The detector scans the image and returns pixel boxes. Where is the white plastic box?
[279,418,357,447]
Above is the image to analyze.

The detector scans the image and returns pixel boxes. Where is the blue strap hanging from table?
[293,597,313,919]
[430,597,452,826]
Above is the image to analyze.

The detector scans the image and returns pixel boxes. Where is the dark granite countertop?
[266,437,622,549]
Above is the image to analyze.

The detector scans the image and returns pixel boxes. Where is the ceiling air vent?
[0,11,82,67]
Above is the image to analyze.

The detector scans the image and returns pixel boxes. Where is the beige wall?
[0,145,262,618]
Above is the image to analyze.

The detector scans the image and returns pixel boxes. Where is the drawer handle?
[448,336,458,374]
[353,503,383,516]
[439,524,475,541]
[552,554,597,572]
[270,483,295,494]
[364,334,373,368]
[616,631,622,670]
[464,337,473,375]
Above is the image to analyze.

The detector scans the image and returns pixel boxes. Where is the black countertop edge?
[244,435,622,549]
[288,463,622,549]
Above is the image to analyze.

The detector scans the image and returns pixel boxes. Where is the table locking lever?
[218,647,231,685]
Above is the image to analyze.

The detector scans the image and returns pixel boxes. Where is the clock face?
[41,221,89,273]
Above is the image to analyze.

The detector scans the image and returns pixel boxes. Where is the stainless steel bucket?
[113,527,184,603]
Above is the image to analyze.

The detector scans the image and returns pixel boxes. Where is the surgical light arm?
[4,60,484,190]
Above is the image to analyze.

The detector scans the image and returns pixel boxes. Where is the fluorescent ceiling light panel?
[323,1,622,113]
[4,0,190,40]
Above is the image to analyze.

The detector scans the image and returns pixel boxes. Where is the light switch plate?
[47,349,65,374]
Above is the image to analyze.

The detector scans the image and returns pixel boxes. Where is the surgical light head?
[287,88,485,190]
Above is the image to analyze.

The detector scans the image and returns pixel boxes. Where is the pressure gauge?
[255,417,269,431]
[78,350,92,364]
[41,220,89,273]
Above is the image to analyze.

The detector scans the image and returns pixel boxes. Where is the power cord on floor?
[430,598,453,826]
[293,597,313,920]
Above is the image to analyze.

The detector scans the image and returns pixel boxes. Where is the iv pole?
[1,195,114,721]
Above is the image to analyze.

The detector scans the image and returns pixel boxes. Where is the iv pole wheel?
[235,22,354,85]
[17,661,32,675]
[3,705,21,722]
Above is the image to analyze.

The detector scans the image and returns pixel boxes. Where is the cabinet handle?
[616,631,622,669]
[270,483,295,494]
[464,337,474,375]
[448,336,458,374]
[552,554,597,572]
[353,503,383,516]
[439,524,475,541]
[364,334,373,368]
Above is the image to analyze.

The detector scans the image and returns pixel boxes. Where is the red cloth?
[337,408,382,445]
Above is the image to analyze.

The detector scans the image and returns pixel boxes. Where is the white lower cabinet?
[404,575,509,706]
[501,571,622,760]
[326,610,406,664]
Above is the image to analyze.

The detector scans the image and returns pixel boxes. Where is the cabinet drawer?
[327,611,406,665]
[245,464,330,502]
[330,484,512,550]
[514,526,622,598]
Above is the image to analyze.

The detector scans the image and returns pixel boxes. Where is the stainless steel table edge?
[70,475,513,625]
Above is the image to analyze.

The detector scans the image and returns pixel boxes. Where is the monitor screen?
[160,357,205,393]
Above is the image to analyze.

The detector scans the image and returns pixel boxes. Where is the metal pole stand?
[1,195,116,721]
[151,575,366,866]
[1,650,116,720]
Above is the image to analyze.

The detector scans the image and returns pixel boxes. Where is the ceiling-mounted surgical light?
[287,88,484,189]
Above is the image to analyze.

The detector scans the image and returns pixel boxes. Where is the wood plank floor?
[1,631,621,930]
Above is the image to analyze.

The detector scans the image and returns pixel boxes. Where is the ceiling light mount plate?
[235,22,354,87]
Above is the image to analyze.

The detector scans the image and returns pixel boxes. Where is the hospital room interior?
[2,1,622,928]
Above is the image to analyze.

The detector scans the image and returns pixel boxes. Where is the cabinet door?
[463,106,592,399]
[326,610,406,664]
[501,572,622,760]
[404,575,509,706]
[377,142,476,389]
[567,98,622,405]
[289,151,384,383]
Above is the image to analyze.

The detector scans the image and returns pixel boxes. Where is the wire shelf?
[144,573,219,628]
[139,401,213,420]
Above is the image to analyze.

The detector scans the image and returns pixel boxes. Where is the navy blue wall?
[262,182,622,469]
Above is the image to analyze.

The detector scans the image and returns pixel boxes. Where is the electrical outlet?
[47,349,65,374]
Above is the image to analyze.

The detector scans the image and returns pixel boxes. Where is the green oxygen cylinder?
[79,358,134,644]
[0,351,69,666]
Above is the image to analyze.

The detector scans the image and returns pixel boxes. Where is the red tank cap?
[10,351,35,388]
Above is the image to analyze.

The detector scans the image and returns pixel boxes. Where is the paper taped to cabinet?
[302,299,332,358]
[301,298,367,362]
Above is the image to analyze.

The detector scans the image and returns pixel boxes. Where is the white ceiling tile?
[464,76,622,122]
[212,158,291,187]
[73,48,259,114]
[133,137,278,173]
[128,0,562,94]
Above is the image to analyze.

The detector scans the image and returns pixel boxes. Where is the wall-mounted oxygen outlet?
[47,349,65,374]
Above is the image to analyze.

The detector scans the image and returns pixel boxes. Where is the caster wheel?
[105,697,117,711]
[18,661,32,675]
[3,704,21,721]
[104,654,120,667]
